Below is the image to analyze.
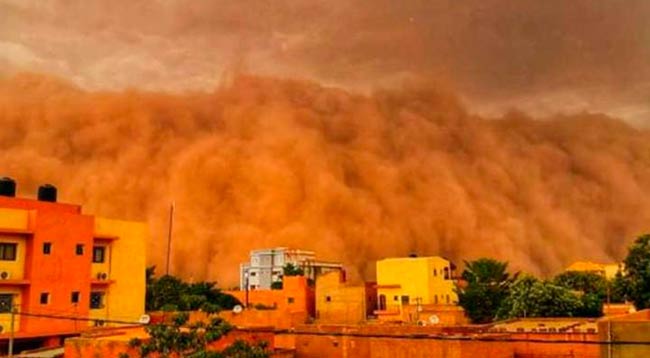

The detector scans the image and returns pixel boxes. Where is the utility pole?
[165,202,175,276]
[8,304,16,358]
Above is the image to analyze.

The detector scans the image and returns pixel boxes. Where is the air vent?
[0,271,10,280]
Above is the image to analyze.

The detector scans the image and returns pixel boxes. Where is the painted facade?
[375,256,458,318]
[0,194,146,350]
[315,271,376,324]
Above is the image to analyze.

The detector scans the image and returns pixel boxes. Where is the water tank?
[0,177,16,197]
[37,184,57,202]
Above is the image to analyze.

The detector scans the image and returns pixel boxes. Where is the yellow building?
[566,261,622,280]
[376,256,458,319]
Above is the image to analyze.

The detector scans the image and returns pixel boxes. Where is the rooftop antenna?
[165,201,175,276]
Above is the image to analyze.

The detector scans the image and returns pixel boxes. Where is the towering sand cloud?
[1,73,649,284]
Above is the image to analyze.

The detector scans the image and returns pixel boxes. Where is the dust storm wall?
[1,73,649,284]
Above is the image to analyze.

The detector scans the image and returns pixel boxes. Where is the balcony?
[0,228,32,237]
[90,279,115,286]
[0,279,30,286]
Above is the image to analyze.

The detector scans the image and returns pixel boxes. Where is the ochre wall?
[376,256,457,314]
[289,324,600,358]
[598,310,650,358]
[93,218,147,326]
[315,271,368,324]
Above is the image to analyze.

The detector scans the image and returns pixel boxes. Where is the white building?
[239,247,343,290]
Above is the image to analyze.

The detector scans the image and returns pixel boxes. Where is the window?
[444,267,450,280]
[250,272,257,277]
[90,292,104,309]
[446,294,450,304]
[434,295,438,304]
[401,295,410,305]
[0,243,17,261]
[287,297,295,304]
[0,294,13,313]
[92,246,105,263]
[43,242,52,255]
[40,292,50,305]
[433,268,437,276]
[326,296,331,302]
[394,296,398,301]
[76,244,84,256]
[71,291,80,304]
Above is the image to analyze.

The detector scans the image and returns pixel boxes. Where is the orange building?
[225,276,314,328]
[0,179,146,353]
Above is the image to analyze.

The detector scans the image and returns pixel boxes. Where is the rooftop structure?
[239,247,342,290]
[566,261,622,280]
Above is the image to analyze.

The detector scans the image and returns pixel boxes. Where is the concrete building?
[0,179,147,353]
[375,256,459,322]
[239,248,342,290]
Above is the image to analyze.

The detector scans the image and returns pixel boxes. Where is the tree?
[457,258,513,323]
[269,264,305,290]
[128,313,269,358]
[610,272,630,303]
[145,267,241,312]
[553,271,607,298]
[282,263,304,276]
[497,275,584,319]
[622,234,650,309]
[553,271,609,317]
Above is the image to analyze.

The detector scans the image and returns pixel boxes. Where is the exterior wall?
[598,310,650,358]
[292,325,513,358]
[376,256,457,318]
[400,304,468,326]
[93,218,147,326]
[64,327,280,358]
[315,271,372,324]
[290,325,599,358]
[509,332,599,358]
[22,207,95,335]
[226,276,313,323]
